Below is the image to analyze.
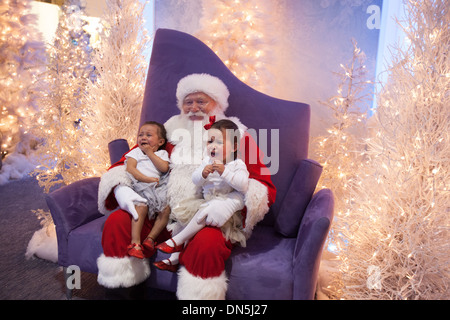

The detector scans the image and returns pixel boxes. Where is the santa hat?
[176,73,230,112]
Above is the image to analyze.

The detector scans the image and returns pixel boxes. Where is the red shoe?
[127,243,145,259]
[156,238,184,254]
[142,237,156,258]
[153,259,178,273]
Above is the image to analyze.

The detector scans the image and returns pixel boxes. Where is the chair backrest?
[140,28,310,225]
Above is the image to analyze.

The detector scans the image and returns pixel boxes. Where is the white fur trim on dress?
[97,254,150,288]
[176,73,230,112]
[97,165,132,215]
[243,178,270,238]
[177,266,228,300]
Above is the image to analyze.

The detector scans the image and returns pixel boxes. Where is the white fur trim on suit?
[97,165,131,215]
[176,74,230,112]
[97,254,150,288]
[177,266,228,300]
[243,178,270,239]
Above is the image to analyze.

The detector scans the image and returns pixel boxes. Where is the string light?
[79,0,149,181]
[196,0,274,93]
[312,41,370,250]
[0,0,46,161]
[323,0,450,300]
[31,0,95,192]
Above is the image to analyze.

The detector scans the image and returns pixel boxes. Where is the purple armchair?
[46,28,334,300]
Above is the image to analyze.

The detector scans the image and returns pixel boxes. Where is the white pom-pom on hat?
[176,73,230,112]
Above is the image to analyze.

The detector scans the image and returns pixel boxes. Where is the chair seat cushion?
[67,216,107,273]
[226,225,295,300]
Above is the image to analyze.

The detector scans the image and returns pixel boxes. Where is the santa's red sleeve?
[239,132,276,237]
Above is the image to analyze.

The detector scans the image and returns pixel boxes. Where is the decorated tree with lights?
[337,0,449,300]
[313,40,370,219]
[32,0,95,192]
[312,42,371,289]
[0,0,46,168]
[196,0,274,92]
[80,0,150,174]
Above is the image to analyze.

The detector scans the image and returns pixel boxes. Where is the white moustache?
[187,111,207,119]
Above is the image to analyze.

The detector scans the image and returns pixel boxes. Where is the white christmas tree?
[32,0,95,192]
[0,0,46,171]
[196,0,274,92]
[80,0,150,174]
[312,40,371,268]
[313,40,370,209]
[337,0,449,300]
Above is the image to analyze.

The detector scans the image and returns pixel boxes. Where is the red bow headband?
[203,116,216,130]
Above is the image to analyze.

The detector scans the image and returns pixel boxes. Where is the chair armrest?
[292,188,334,300]
[46,177,102,235]
[275,159,323,237]
[108,139,129,164]
[45,177,102,265]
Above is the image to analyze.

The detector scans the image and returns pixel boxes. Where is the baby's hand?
[147,177,159,185]
[141,144,155,155]
[202,165,214,179]
[212,160,225,176]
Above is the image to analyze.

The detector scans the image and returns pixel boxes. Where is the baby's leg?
[169,208,207,247]
[131,205,149,245]
[153,251,180,272]
[146,205,170,242]
[164,252,180,265]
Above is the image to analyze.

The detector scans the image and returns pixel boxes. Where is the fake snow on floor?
[26,221,58,264]
[0,153,37,185]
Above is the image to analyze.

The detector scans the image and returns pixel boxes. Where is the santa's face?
[206,128,236,164]
[181,92,218,121]
[169,93,226,165]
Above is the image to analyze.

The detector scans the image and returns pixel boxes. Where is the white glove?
[114,185,147,221]
[196,191,245,227]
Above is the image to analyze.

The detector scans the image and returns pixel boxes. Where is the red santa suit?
[96,74,276,299]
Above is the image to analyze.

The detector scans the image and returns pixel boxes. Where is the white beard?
[165,110,226,165]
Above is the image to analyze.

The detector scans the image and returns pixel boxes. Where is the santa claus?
[96,73,276,299]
